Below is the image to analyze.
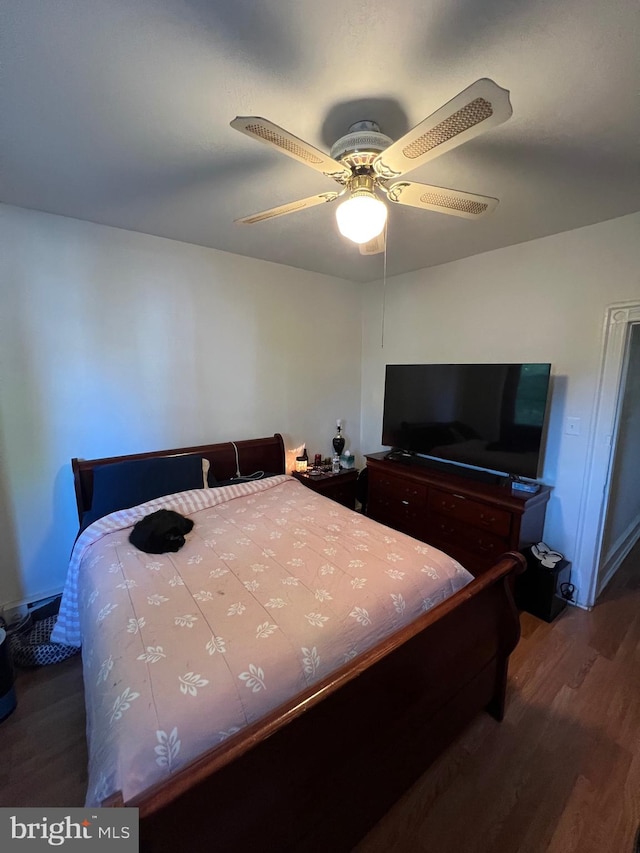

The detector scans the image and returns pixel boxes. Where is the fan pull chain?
[381,220,388,349]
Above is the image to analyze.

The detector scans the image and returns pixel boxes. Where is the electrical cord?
[381,220,388,349]
[230,441,265,481]
[560,581,576,602]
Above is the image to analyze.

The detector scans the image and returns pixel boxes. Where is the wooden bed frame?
[71,433,287,524]
[72,433,525,852]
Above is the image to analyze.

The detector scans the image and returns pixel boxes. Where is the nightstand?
[291,468,359,509]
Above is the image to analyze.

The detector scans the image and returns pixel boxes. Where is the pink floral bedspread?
[70,475,472,805]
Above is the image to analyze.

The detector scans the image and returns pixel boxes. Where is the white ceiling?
[2,0,639,283]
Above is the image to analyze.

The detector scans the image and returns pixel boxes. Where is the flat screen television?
[381,363,552,480]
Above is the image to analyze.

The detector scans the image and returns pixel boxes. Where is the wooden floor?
[356,543,640,853]
[2,544,639,853]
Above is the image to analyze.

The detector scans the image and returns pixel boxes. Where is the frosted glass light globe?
[336,193,387,244]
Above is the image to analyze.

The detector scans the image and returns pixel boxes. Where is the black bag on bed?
[129,509,194,554]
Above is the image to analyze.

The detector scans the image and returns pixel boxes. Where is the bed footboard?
[119,551,524,853]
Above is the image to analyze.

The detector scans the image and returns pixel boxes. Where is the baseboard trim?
[1,586,64,617]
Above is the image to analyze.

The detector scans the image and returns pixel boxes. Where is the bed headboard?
[71,433,286,522]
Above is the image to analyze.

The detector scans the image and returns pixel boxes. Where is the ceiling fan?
[230,78,512,255]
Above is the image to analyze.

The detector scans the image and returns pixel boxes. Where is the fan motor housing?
[330,121,393,170]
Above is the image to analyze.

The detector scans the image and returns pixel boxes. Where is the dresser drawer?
[369,471,427,513]
[370,471,426,502]
[430,513,510,563]
[429,488,512,537]
[322,480,357,509]
[292,469,358,509]
[368,470,427,538]
[426,534,496,576]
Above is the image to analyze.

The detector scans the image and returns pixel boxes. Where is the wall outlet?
[2,603,29,627]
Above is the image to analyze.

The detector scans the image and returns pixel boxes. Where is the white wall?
[3,205,639,612]
[0,204,363,608]
[360,212,640,607]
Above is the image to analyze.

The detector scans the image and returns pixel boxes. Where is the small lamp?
[295,455,308,473]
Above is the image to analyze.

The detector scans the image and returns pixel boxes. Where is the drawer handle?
[479,513,496,526]
[440,501,457,512]
[401,499,409,505]
[438,523,456,535]
[477,539,495,553]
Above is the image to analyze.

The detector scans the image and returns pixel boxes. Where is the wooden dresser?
[365,453,551,575]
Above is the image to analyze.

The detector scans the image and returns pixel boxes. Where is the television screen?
[381,363,552,479]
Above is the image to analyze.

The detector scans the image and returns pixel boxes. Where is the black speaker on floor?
[516,547,572,622]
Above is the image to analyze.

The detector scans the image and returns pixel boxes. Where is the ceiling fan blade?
[359,231,386,255]
[231,117,352,182]
[235,191,342,225]
[373,79,512,180]
[385,181,498,219]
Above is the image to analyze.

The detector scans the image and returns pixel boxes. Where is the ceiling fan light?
[336,192,387,244]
